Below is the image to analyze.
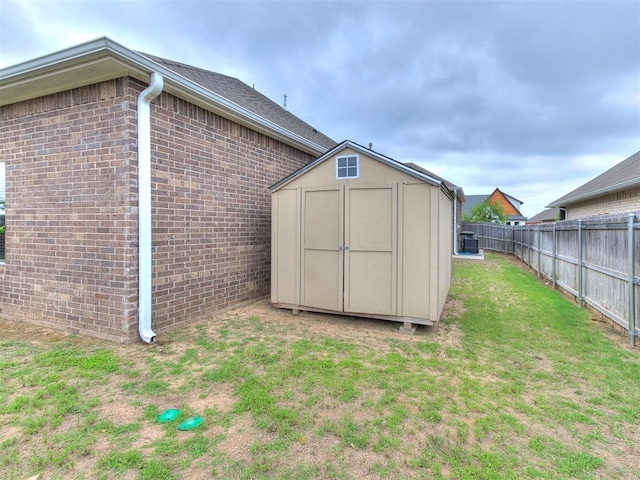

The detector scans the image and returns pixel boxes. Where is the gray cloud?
[1,0,638,217]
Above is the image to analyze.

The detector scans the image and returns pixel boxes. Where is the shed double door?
[300,185,397,316]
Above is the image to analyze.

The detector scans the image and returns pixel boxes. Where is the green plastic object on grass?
[178,416,203,431]
[157,409,180,423]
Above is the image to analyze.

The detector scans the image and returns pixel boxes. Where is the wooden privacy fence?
[462,214,639,346]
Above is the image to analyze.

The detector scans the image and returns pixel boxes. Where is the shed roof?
[0,37,334,155]
[269,140,447,193]
[403,162,466,202]
[546,151,640,208]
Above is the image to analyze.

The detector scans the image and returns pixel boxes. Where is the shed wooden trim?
[271,303,437,326]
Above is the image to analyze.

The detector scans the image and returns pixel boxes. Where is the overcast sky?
[1,0,638,217]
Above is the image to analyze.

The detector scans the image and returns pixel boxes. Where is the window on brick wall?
[0,161,5,262]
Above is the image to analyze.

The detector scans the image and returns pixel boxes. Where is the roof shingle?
[140,54,336,150]
[547,151,640,207]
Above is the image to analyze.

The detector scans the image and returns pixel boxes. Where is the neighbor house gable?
[462,189,527,224]
[488,188,524,218]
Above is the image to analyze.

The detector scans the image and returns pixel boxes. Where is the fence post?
[537,226,542,278]
[628,213,636,346]
[528,226,532,267]
[503,225,507,254]
[578,219,583,308]
[552,222,557,289]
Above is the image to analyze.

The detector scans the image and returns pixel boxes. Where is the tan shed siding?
[401,183,431,318]
[271,147,453,327]
[429,187,440,321]
[566,187,640,219]
[437,188,453,317]
[271,188,299,305]
[283,149,421,190]
[0,78,139,342]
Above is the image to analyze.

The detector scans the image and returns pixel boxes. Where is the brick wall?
[0,77,314,342]
[147,82,313,335]
[567,187,640,219]
[0,78,140,341]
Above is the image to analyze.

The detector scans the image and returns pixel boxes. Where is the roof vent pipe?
[137,72,163,343]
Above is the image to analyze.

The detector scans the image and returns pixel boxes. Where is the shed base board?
[271,303,436,327]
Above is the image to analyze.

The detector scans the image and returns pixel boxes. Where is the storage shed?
[269,140,453,333]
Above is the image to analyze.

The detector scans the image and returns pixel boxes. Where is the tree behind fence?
[462,214,639,345]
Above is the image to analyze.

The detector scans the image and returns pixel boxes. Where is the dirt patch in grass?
[215,412,272,461]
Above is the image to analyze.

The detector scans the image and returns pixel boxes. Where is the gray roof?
[141,54,336,151]
[526,208,561,224]
[547,150,640,208]
[462,195,490,216]
[404,162,465,201]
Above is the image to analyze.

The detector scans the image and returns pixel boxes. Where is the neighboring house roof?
[526,208,561,224]
[462,195,489,216]
[0,37,334,155]
[547,150,640,208]
[403,162,466,202]
[270,140,450,195]
[462,188,527,222]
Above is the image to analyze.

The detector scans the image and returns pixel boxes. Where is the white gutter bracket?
[137,73,163,343]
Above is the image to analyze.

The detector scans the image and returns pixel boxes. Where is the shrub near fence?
[462,213,640,346]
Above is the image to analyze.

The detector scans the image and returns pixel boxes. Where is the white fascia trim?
[0,37,327,156]
[0,37,113,79]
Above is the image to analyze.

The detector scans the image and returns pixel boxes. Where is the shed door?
[344,185,397,315]
[300,185,397,316]
[301,187,344,311]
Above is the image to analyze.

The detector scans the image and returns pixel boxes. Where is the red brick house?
[0,37,335,343]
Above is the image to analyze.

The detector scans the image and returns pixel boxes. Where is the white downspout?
[137,73,163,343]
[452,187,458,255]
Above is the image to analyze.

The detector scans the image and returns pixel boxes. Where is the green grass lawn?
[1,252,639,479]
